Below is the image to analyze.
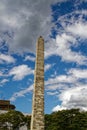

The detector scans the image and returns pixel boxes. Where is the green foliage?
[45,109,87,130]
[0,109,87,130]
[24,115,31,128]
[0,110,26,130]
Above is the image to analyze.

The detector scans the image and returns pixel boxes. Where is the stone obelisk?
[31,36,44,130]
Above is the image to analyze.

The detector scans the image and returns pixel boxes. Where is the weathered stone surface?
[31,36,44,130]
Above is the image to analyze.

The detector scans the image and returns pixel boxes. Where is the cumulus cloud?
[0,71,3,76]
[0,0,87,113]
[24,55,35,62]
[45,67,87,111]
[53,105,66,111]
[9,63,55,101]
[66,22,87,38]
[0,79,9,85]
[56,34,87,64]
[0,0,87,67]
[55,33,87,65]
[47,91,59,96]
[0,0,66,53]
[44,7,87,65]
[45,30,87,65]
[69,68,87,79]
[10,85,33,101]
[0,53,15,64]
[53,85,87,112]
[45,64,53,72]
[46,67,87,91]
[45,74,77,88]
[9,64,34,80]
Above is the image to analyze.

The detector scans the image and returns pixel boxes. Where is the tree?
[0,112,9,130]
[0,110,26,130]
[24,115,31,129]
[1,109,87,130]
[45,109,87,130]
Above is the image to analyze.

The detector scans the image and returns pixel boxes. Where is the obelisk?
[31,36,44,130]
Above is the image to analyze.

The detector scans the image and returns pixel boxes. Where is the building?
[0,100,28,130]
[0,100,15,111]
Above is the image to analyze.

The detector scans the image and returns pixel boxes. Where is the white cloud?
[53,105,66,111]
[47,91,58,96]
[10,85,33,101]
[45,38,57,58]
[46,67,87,91]
[24,55,35,62]
[69,68,87,79]
[56,33,87,65]
[44,9,87,65]
[0,71,3,76]
[0,79,9,86]
[0,0,87,115]
[45,67,87,111]
[0,54,15,63]
[66,22,87,38]
[45,30,87,65]
[9,64,34,80]
[53,85,87,111]
[45,64,52,72]
[0,0,87,67]
[45,74,77,88]
[0,0,67,53]
[56,33,76,45]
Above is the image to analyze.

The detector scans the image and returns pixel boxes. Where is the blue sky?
[0,0,87,114]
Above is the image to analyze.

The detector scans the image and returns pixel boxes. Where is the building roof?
[0,100,15,110]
